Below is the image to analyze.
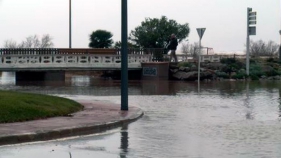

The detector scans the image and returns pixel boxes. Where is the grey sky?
[0,0,280,54]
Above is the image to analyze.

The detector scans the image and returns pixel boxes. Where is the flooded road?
[0,72,281,158]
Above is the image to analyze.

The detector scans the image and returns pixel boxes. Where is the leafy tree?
[89,30,113,48]
[249,40,279,57]
[129,16,190,48]
[113,41,138,49]
[3,34,54,48]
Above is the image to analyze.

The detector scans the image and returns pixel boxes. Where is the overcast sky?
[0,0,280,54]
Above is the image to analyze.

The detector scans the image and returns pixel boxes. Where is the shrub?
[250,74,259,80]
[232,73,246,79]
[250,58,257,64]
[220,58,236,64]
[216,71,229,79]
[178,62,192,67]
[265,69,281,76]
[232,69,247,79]
[250,64,265,77]
[266,57,275,63]
[220,58,244,74]
[266,57,280,63]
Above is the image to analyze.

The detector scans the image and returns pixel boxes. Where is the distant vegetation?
[89,16,190,51]
[250,40,279,57]
[129,16,190,49]
[89,30,114,48]
[172,56,281,81]
[3,34,54,48]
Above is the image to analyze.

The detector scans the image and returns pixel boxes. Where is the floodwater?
[1,72,281,158]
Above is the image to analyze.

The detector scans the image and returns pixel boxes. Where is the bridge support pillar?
[141,62,169,80]
[16,71,65,82]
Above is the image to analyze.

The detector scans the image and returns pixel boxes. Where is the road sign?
[249,12,257,16]
[249,21,256,25]
[249,16,256,21]
[249,26,256,35]
[197,28,206,40]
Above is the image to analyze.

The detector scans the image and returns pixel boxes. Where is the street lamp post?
[69,0,72,48]
[121,0,128,111]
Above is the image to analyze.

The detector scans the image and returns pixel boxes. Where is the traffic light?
[248,7,257,35]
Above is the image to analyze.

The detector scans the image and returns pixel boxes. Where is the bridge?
[0,48,246,81]
[0,48,157,71]
[0,48,172,81]
[0,48,242,72]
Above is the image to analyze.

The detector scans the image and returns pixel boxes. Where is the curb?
[0,108,143,146]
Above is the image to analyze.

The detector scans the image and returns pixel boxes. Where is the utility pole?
[246,7,257,75]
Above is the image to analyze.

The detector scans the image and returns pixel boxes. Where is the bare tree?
[250,40,279,57]
[40,34,54,48]
[181,42,200,59]
[3,34,54,48]
[3,40,18,48]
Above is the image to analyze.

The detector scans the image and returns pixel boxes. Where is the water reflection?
[279,87,281,118]
[70,76,90,86]
[120,125,129,158]
[2,71,281,97]
[0,71,15,85]
[244,82,254,120]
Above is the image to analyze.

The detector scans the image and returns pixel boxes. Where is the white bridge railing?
[0,54,153,71]
[0,48,255,71]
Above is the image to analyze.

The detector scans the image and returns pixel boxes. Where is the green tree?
[129,16,190,48]
[89,30,113,48]
[113,41,138,49]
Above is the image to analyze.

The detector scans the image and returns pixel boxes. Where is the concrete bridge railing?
[0,53,153,71]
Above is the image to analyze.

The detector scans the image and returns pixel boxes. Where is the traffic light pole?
[246,7,257,76]
[246,8,250,76]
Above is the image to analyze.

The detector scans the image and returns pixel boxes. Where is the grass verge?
[0,90,83,123]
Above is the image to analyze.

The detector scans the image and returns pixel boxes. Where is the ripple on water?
[1,81,281,158]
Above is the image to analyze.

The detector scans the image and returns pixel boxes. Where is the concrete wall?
[141,62,169,80]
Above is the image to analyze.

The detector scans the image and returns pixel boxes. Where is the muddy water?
[0,72,281,158]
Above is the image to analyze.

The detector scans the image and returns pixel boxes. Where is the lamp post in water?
[121,0,128,110]
[69,0,72,48]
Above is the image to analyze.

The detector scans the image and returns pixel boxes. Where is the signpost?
[196,28,206,92]
[246,8,257,75]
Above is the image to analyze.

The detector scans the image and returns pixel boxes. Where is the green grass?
[0,90,83,123]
